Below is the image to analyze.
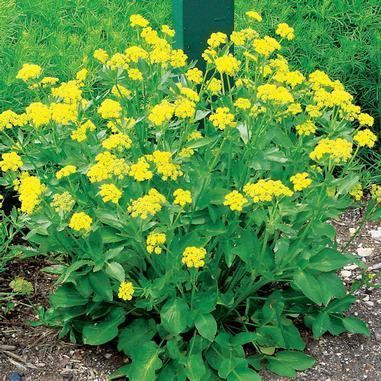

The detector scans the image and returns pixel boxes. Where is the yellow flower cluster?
[174,98,196,119]
[207,32,228,48]
[349,184,363,201]
[186,68,203,84]
[173,189,192,207]
[69,212,93,233]
[71,120,96,142]
[26,102,51,127]
[50,103,78,125]
[224,190,247,212]
[52,81,82,104]
[148,100,174,126]
[128,189,166,219]
[215,55,241,76]
[56,165,77,180]
[129,157,153,182]
[257,84,294,104]
[244,179,293,203]
[0,152,23,172]
[290,173,312,191]
[235,98,251,110]
[118,281,135,301]
[207,78,222,94]
[18,173,45,214]
[296,120,316,136]
[16,64,42,82]
[358,113,374,127]
[276,23,295,40]
[310,138,353,163]
[253,36,281,57]
[98,99,122,119]
[209,107,236,130]
[0,110,27,131]
[102,133,132,151]
[146,232,166,254]
[150,151,182,181]
[87,152,129,183]
[51,192,75,214]
[246,11,262,22]
[354,129,377,148]
[371,185,381,203]
[99,184,122,204]
[182,247,207,268]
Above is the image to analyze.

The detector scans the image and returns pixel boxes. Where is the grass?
[0,0,380,121]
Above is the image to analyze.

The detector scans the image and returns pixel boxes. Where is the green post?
[173,0,234,68]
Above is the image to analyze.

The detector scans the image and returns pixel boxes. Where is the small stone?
[104,353,112,359]
[349,227,357,235]
[370,229,381,240]
[344,264,358,270]
[357,247,373,257]
[341,270,352,278]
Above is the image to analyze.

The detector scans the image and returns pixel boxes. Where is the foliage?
[1,12,380,380]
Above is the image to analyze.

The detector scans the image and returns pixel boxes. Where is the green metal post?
[173,0,234,68]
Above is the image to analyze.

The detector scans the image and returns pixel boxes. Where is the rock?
[357,247,374,257]
[370,229,381,240]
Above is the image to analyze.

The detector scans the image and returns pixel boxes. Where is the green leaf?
[195,313,217,342]
[49,284,88,308]
[88,270,113,301]
[342,316,370,336]
[185,353,207,381]
[267,351,315,377]
[293,271,323,305]
[82,307,125,345]
[128,341,163,381]
[308,248,352,272]
[118,318,157,355]
[160,297,190,335]
[227,366,262,381]
[105,261,125,282]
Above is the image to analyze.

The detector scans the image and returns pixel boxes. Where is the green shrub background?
[1,0,380,122]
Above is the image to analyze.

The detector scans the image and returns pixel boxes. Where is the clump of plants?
[0,12,380,380]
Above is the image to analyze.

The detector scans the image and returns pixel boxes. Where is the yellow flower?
[174,98,196,119]
[56,165,77,180]
[69,212,93,233]
[0,152,23,172]
[244,179,293,203]
[106,53,129,70]
[234,98,251,110]
[161,25,175,37]
[286,103,302,115]
[246,11,262,22]
[18,173,45,214]
[99,183,122,204]
[186,68,203,84]
[276,23,295,40]
[129,157,153,182]
[253,36,281,57]
[102,133,132,151]
[257,83,294,104]
[207,78,222,94]
[173,188,192,207]
[224,190,247,212]
[124,46,148,62]
[128,68,143,81]
[51,192,75,214]
[111,85,131,98]
[371,185,381,203]
[50,103,78,125]
[75,68,88,82]
[151,151,183,181]
[349,183,363,201]
[51,81,82,104]
[179,86,200,102]
[148,100,174,126]
[170,49,188,68]
[16,63,42,82]
[98,99,122,119]
[0,110,27,130]
[230,31,246,46]
[209,107,236,130]
[40,76,59,87]
[130,14,149,28]
[93,48,109,63]
[290,173,312,191]
[26,102,51,127]
[306,105,322,118]
[182,247,206,268]
[207,32,228,48]
[357,113,374,127]
[188,131,203,141]
[354,129,377,148]
[295,120,316,136]
[178,147,194,158]
[215,54,241,76]
[146,232,166,254]
[71,120,96,142]
[118,281,135,301]
[310,138,353,163]
[128,189,166,219]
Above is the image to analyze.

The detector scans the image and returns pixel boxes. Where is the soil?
[0,209,380,381]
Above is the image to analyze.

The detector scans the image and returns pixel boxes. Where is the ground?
[0,209,380,381]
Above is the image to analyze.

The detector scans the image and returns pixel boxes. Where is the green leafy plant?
[0,13,380,380]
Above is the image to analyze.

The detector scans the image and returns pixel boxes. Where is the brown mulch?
[0,209,380,381]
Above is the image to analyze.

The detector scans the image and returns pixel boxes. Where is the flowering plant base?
[0,11,380,381]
